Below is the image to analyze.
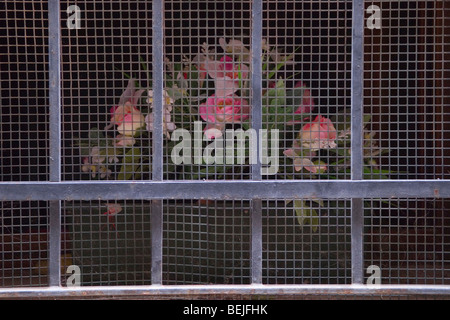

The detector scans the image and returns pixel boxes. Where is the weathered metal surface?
[0,284,450,299]
[0,180,449,201]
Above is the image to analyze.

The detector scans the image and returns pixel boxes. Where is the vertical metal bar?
[351,198,364,284]
[351,0,365,285]
[151,0,164,285]
[351,0,364,180]
[151,199,163,285]
[251,199,262,284]
[49,0,61,181]
[251,0,263,181]
[48,201,61,286]
[152,0,164,181]
[251,0,263,284]
[48,0,62,287]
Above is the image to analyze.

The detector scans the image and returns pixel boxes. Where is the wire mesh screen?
[1,1,50,288]
[0,0,449,298]
[1,0,49,182]
[263,199,352,284]
[0,201,50,287]
[364,0,450,179]
[62,200,151,286]
[164,1,253,180]
[263,1,352,180]
[61,0,153,181]
[163,200,252,285]
[365,198,450,284]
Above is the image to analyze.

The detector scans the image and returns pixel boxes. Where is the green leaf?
[294,200,319,232]
[240,122,250,131]
[78,145,91,157]
[363,166,390,180]
[188,165,227,180]
[117,148,141,180]
[266,79,286,97]
[89,127,105,141]
[166,86,186,102]
[269,97,286,107]
[330,110,352,133]
[105,147,122,158]
[262,80,315,126]
[310,214,319,233]
[181,67,201,95]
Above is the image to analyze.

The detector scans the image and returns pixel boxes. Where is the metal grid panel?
[0,201,49,287]
[61,0,153,181]
[0,0,50,289]
[364,0,450,179]
[163,1,252,180]
[163,200,252,285]
[364,198,450,284]
[263,199,352,284]
[160,0,354,181]
[1,0,49,182]
[0,0,449,298]
[62,200,152,286]
[263,0,353,180]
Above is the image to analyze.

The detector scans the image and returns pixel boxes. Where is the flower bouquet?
[69,37,392,284]
[77,37,387,227]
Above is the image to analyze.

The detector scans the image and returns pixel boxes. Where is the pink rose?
[110,103,145,136]
[199,94,250,139]
[203,55,249,98]
[300,115,337,150]
[105,79,145,136]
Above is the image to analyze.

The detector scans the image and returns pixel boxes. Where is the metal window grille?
[0,0,449,298]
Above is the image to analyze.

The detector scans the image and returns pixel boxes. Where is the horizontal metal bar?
[1,284,450,298]
[0,180,449,201]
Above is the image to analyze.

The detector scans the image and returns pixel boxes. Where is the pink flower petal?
[214,77,240,98]
[283,149,296,157]
[203,124,225,139]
